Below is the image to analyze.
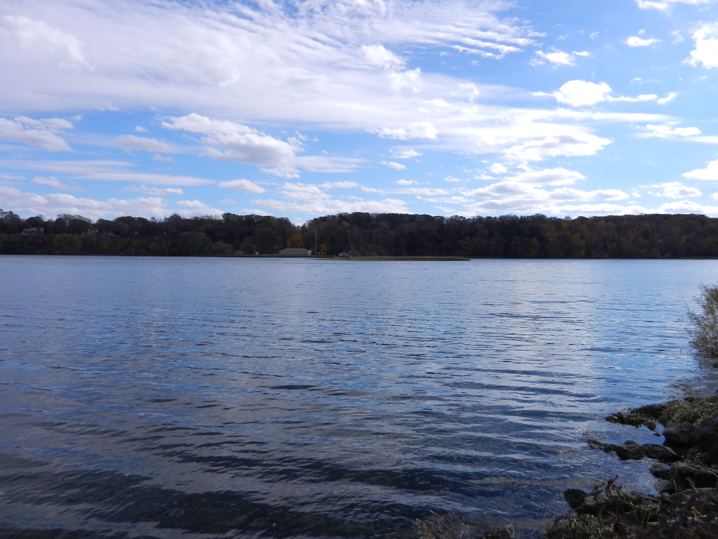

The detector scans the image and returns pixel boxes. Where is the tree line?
[1,209,717,258]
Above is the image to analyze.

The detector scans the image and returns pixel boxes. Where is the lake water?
[1,256,717,538]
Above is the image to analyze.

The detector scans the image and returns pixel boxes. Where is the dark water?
[1,256,717,538]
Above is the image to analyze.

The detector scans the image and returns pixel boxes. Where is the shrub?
[689,285,718,356]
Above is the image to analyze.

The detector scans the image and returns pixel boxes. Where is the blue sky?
[3,0,718,222]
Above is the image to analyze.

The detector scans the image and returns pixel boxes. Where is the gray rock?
[586,439,616,452]
[563,488,587,510]
[614,441,646,460]
[654,479,673,494]
[662,422,696,448]
[675,464,718,488]
[642,443,679,462]
[688,413,718,464]
[649,463,671,479]
[564,485,656,516]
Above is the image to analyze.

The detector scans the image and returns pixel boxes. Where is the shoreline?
[417,385,718,538]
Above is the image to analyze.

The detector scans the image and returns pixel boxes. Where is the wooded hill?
[1,209,717,258]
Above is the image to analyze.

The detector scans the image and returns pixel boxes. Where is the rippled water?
[1,256,717,538]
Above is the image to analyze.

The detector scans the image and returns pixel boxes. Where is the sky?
[3,0,718,223]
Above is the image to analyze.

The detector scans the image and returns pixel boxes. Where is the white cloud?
[387,68,422,94]
[687,22,718,69]
[382,161,406,170]
[319,181,360,189]
[0,116,72,151]
[394,187,450,196]
[637,0,718,12]
[637,123,700,138]
[444,176,462,183]
[361,45,404,71]
[684,159,718,180]
[135,126,148,133]
[220,198,235,204]
[217,179,266,193]
[657,200,718,214]
[489,163,507,174]
[163,113,298,173]
[532,49,590,67]
[255,197,409,216]
[397,179,417,185]
[133,186,184,196]
[116,135,175,154]
[547,80,612,107]
[31,176,82,191]
[174,199,222,216]
[371,122,439,140]
[503,132,611,161]
[657,92,677,105]
[0,159,212,186]
[391,148,422,159]
[538,80,661,107]
[163,113,360,177]
[152,154,174,162]
[626,36,661,47]
[507,167,586,186]
[652,182,702,197]
[1,15,87,66]
[0,185,170,220]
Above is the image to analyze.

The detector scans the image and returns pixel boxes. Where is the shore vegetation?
[689,285,718,357]
[3,210,718,258]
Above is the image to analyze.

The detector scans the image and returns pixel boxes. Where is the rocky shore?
[545,391,718,538]
[417,392,718,539]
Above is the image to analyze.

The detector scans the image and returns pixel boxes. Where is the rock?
[674,464,718,488]
[642,444,679,462]
[635,403,666,419]
[482,525,515,539]
[563,489,587,511]
[564,485,656,516]
[614,441,645,460]
[586,439,615,452]
[662,422,696,448]
[688,413,718,464]
[654,479,673,494]
[545,516,569,539]
[649,463,672,479]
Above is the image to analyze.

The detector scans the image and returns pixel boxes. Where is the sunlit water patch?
[1,257,717,538]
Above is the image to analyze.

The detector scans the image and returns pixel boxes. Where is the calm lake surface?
[1,256,718,538]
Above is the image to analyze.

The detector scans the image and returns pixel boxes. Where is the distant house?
[21,227,44,235]
[279,247,311,257]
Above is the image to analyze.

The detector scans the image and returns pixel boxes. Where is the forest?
[1,208,718,258]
